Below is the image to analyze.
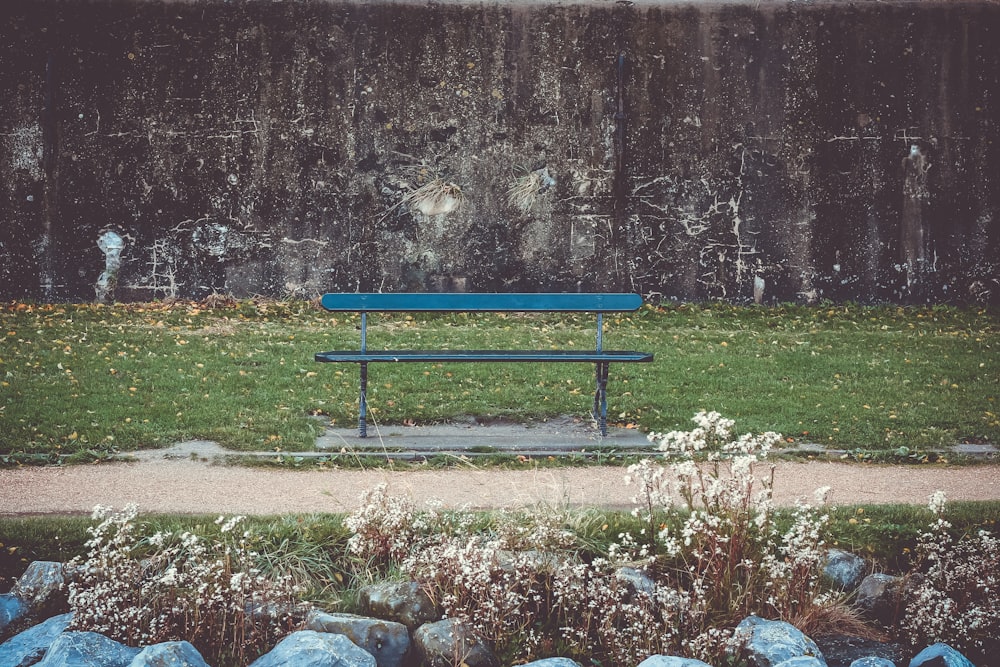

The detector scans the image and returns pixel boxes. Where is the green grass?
[1,300,996,460]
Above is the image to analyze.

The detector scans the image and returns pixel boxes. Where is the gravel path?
[2,457,999,516]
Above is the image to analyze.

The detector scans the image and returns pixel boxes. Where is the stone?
[823,550,867,591]
[0,613,73,667]
[735,616,827,667]
[518,660,583,667]
[248,630,376,667]
[413,619,499,667]
[774,659,825,667]
[815,634,902,667]
[0,594,28,635]
[637,656,714,667]
[359,580,438,630]
[849,658,896,667]
[35,631,141,667]
[127,641,210,667]
[854,574,903,625]
[304,610,410,667]
[11,562,67,612]
[616,567,657,596]
[907,643,975,667]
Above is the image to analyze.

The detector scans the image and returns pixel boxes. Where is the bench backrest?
[319,293,644,313]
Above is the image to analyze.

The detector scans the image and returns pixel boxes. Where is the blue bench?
[314,293,653,437]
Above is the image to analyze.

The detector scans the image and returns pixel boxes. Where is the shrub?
[643,411,832,629]
[67,505,301,666]
[900,492,1000,663]
[343,412,847,666]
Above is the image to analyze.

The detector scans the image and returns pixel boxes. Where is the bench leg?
[359,362,369,438]
[593,361,609,437]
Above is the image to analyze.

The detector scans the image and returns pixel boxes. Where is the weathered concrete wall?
[1,0,997,304]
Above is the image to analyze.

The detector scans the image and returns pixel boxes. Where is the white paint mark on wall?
[95,230,125,303]
[2,123,44,179]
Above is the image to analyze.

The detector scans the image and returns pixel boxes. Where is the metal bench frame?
[315,293,653,437]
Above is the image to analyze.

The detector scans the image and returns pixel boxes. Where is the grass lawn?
[1,300,996,461]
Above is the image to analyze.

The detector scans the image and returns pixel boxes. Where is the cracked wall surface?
[0,0,997,304]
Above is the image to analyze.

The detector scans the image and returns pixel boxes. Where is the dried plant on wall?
[506,166,556,215]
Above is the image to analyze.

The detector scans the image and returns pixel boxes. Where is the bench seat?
[316,350,653,363]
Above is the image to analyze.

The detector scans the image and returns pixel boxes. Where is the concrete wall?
[1,0,997,304]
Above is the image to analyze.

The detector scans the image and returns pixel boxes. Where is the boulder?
[823,550,867,591]
[1,594,28,635]
[35,631,141,667]
[11,562,67,612]
[0,613,73,667]
[127,641,210,667]
[849,658,896,667]
[413,619,499,667]
[518,659,583,667]
[907,643,975,667]
[815,634,902,667]
[359,581,438,630]
[735,616,827,667]
[637,656,714,667]
[616,567,657,596]
[304,610,410,667]
[854,574,903,625]
[774,659,825,667]
[248,630,376,667]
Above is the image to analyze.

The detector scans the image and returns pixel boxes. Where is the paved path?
[2,454,999,516]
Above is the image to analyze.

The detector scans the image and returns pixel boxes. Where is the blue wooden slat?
[319,292,643,312]
[315,350,654,363]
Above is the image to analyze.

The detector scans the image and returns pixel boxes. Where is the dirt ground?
[2,454,999,516]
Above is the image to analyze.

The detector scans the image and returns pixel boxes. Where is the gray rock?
[637,656,714,667]
[1,594,28,635]
[305,610,410,667]
[616,567,657,596]
[815,634,902,667]
[127,641,210,667]
[775,659,825,667]
[854,574,903,625]
[11,562,67,611]
[908,643,975,667]
[823,550,867,591]
[413,619,499,667]
[518,659,583,667]
[850,658,896,667]
[735,616,826,667]
[35,631,141,667]
[248,630,376,667]
[0,613,73,667]
[359,581,438,630]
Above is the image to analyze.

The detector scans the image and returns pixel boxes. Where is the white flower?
[928,490,947,515]
[158,567,179,586]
